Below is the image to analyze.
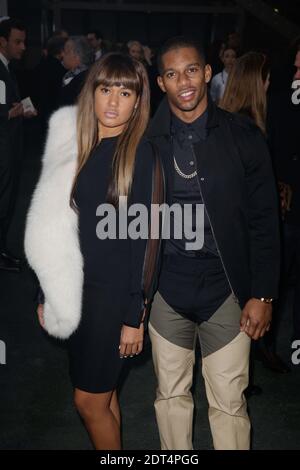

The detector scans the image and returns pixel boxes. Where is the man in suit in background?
[0,18,26,271]
[35,35,66,132]
[58,36,93,108]
[86,30,105,62]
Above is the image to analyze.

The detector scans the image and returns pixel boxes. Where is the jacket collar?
[148,94,219,138]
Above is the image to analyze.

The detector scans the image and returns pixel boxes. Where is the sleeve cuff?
[251,286,278,301]
[123,293,145,328]
[36,286,45,304]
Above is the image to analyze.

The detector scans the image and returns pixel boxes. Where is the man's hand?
[240,298,272,340]
[119,322,144,358]
[37,303,45,328]
[8,102,23,119]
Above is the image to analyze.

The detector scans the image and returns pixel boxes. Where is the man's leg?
[149,292,197,450]
[199,294,251,450]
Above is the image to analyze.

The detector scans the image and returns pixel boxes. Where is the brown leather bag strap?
[142,142,165,304]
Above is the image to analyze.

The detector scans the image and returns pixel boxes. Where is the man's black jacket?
[147,97,280,309]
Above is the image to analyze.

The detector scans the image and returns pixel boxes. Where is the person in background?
[58,36,94,107]
[0,18,36,272]
[221,51,290,377]
[127,40,144,63]
[53,29,68,40]
[35,36,66,130]
[220,51,269,132]
[294,46,300,80]
[86,30,105,61]
[268,43,300,348]
[210,45,236,104]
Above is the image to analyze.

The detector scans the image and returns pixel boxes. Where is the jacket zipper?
[191,146,239,303]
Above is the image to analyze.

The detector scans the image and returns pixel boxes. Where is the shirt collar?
[0,52,9,70]
[95,49,102,61]
[147,95,219,138]
[171,109,208,144]
[62,65,87,86]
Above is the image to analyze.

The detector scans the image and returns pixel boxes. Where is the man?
[0,18,27,271]
[35,36,66,130]
[147,37,280,450]
[58,36,93,108]
[86,30,104,62]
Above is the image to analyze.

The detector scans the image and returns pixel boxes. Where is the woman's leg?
[110,389,121,427]
[74,388,121,450]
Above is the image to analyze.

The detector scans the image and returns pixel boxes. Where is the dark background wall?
[6,0,299,70]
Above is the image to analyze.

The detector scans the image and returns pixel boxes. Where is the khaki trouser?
[148,292,251,450]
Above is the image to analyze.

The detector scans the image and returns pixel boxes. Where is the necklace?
[173,155,197,179]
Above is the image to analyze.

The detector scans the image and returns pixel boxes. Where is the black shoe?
[244,384,263,398]
[1,251,22,265]
[0,254,21,272]
[261,350,290,373]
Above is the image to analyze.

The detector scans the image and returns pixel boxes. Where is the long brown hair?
[220,52,270,133]
[70,52,150,209]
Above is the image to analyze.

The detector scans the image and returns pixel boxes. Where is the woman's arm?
[122,140,155,328]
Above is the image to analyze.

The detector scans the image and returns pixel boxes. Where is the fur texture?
[24,106,84,339]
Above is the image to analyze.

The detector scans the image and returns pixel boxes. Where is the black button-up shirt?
[164,110,218,257]
[159,110,231,322]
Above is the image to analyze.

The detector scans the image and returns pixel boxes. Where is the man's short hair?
[87,30,103,40]
[68,36,94,67]
[157,36,206,75]
[0,18,25,40]
[47,36,67,57]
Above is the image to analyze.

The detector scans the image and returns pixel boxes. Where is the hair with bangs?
[70,52,150,209]
[220,51,270,133]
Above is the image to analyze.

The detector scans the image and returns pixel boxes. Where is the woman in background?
[220,51,269,132]
[220,51,290,389]
[210,45,237,105]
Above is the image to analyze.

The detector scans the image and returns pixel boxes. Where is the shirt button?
[189,161,194,166]
[188,134,193,140]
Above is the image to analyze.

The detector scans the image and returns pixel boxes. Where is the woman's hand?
[119,322,144,358]
[37,303,45,328]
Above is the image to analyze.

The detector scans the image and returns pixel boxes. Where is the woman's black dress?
[67,136,153,393]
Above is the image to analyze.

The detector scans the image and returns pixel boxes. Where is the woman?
[220,51,270,133]
[24,53,163,449]
[210,45,237,104]
[220,51,290,386]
